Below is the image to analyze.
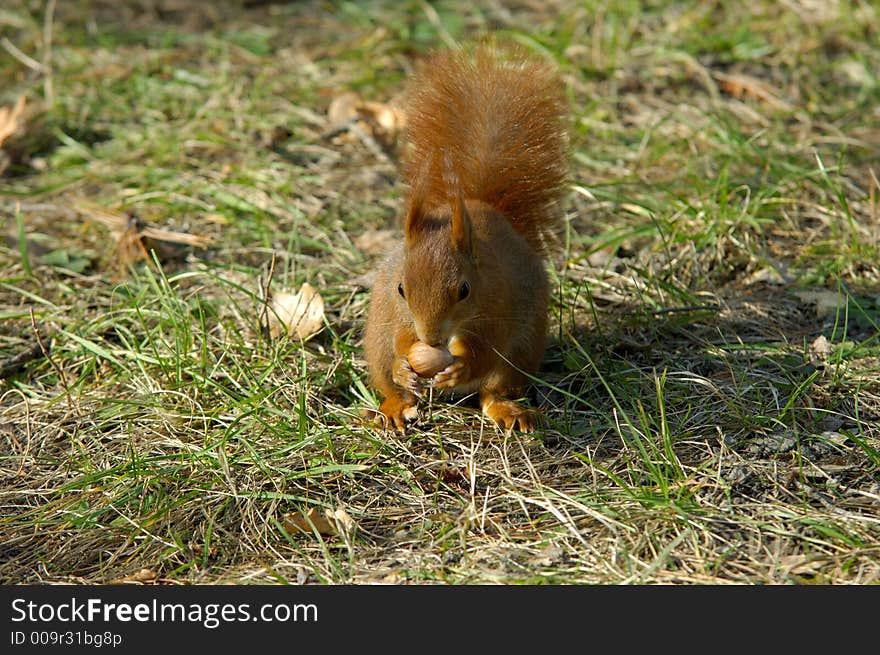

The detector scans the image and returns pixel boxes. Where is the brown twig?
[258,252,277,338]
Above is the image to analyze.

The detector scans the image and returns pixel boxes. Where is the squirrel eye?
[397,283,405,299]
[458,281,470,301]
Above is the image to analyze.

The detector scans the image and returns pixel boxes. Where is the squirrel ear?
[451,192,473,254]
[404,195,424,249]
[405,154,434,249]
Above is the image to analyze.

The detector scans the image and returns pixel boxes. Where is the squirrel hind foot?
[481,397,541,434]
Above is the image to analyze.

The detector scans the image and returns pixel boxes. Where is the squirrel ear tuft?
[405,154,435,249]
[451,191,473,254]
[404,195,425,249]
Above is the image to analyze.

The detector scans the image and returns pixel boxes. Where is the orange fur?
[363,43,569,433]
[401,43,568,253]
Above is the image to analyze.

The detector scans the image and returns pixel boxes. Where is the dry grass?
[1,0,878,585]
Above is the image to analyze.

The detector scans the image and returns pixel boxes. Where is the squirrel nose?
[414,321,446,347]
[419,332,443,347]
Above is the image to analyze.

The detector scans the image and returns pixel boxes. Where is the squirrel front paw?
[392,356,424,395]
[363,395,419,432]
[431,358,470,389]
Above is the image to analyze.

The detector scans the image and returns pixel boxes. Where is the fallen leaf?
[325,92,405,146]
[0,96,26,148]
[329,506,356,537]
[72,200,213,277]
[794,289,845,318]
[266,283,325,340]
[74,200,213,248]
[130,567,158,582]
[358,100,405,135]
[743,266,785,285]
[282,507,337,536]
[327,91,361,128]
[110,568,159,584]
[808,334,833,363]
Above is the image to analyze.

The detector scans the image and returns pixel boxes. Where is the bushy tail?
[401,42,569,253]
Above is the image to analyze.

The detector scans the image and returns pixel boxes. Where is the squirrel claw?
[393,358,425,395]
[482,399,540,434]
[367,397,419,432]
[432,360,467,389]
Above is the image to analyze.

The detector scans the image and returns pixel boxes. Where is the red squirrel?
[363,43,569,432]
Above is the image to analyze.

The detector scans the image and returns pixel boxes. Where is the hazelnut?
[408,341,454,377]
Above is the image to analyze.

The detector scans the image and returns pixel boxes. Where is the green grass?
[1,0,878,584]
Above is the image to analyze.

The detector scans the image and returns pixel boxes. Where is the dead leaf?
[131,567,158,582]
[74,200,213,248]
[0,96,26,148]
[808,334,833,363]
[743,266,785,285]
[359,100,405,135]
[73,200,212,276]
[329,506,356,537]
[72,200,213,277]
[110,567,159,584]
[282,507,337,536]
[794,289,845,318]
[266,283,325,340]
[327,91,361,128]
[325,92,405,145]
